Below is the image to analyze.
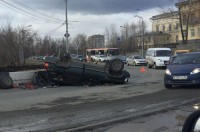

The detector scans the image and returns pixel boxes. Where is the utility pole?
[65,0,69,53]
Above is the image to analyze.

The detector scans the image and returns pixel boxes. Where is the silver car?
[126,55,147,66]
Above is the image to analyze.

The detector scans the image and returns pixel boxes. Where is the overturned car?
[44,54,130,86]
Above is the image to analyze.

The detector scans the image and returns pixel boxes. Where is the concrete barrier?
[9,69,45,85]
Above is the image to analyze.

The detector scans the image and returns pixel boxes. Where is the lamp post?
[120,26,128,55]
[135,15,144,58]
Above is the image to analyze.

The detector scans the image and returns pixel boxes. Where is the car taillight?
[44,62,49,69]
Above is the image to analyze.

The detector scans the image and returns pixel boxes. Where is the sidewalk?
[105,102,197,132]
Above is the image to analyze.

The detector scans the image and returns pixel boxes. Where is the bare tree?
[168,0,196,45]
[104,24,119,48]
[72,34,88,56]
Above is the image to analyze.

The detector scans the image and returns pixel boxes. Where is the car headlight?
[165,69,171,75]
[191,68,200,74]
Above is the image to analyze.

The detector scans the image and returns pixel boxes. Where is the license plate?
[173,76,188,80]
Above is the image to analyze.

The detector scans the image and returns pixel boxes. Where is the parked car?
[70,54,77,59]
[91,55,101,62]
[95,55,106,62]
[98,55,108,62]
[146,48,172,69]
[74,55,86,61]
[105,55,127,64]
[164,52,200,88]
[126,55,146,66]
[117,55,127,64]
[44,54,130,85]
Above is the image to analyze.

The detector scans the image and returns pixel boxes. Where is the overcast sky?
[0,0,176,38]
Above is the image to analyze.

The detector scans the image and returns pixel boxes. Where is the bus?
[86,48,119,62]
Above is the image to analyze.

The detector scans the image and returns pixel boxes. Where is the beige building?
[151,11,179,44]
[151,0,200,48]
[176,0,200,43]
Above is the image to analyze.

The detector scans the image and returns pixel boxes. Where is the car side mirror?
[182,110,200,132]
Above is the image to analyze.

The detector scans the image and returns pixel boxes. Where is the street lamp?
[134,15,144,58]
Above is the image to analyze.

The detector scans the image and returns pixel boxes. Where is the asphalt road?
[0,65,200,132]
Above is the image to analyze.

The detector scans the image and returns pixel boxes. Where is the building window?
[183,31,186,38]
[183,14,187,24]
[175,23,179,30]
[176,35,179,43]
[190,12,195,22]
[169,24,172,31]
[156,25,159,32]
[148,37,151,42]
[162,25,165,32]
[191,29,195,37]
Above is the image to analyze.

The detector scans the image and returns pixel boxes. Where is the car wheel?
[153,62,157,69]
[127,62,129,66]
[0,75,13,89]
[109,59,124,74]
[164,83,172,89]
[147,62,151,68]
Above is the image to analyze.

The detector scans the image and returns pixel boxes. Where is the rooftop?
[151,11,179,20]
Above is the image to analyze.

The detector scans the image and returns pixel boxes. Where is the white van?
[146,48,171,69]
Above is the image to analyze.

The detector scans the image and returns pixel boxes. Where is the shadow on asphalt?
[172,85,200,90]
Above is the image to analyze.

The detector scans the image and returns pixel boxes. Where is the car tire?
[0,75,13,89]
[127,62,129,66]
[109,59,124,74]
[182,110,200,132]
[164,83,172,89]
[153,62,157,69]
[147,62,151,68]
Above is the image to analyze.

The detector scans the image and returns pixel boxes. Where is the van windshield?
[156,50,171,57]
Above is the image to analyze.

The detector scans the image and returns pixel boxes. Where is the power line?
[0,0,63,24]
[9,0,65,22]
[0,1,61,24]
[46,23,65,35]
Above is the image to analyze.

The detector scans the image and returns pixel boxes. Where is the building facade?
[151,11,180,44]
[88,34,105,48]
[151,0,200,49]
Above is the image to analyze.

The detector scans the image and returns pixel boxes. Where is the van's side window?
[149,50,153,56]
